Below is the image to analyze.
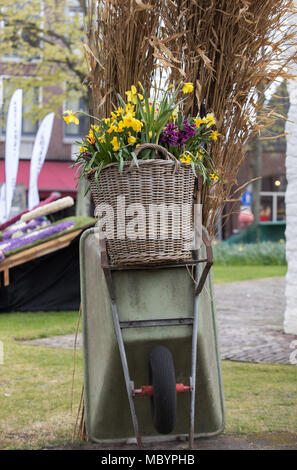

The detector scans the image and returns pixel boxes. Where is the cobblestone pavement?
[215,277,297,365]
[23,277,297,365]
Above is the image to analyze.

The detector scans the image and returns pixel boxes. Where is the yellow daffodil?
[209,130,220,141]
[193,117,204,128]
[197,150,205,160]
[107,125,116,134]
[182,82,194,94]
[126,90,134,102]
[128,134,137,145]
[111,136,120,151]
[115,120,125,133]
[126,85,143,104]
[87,129,95,144]
[172,106,178,119]
[111,108,124,120]
[169,105,178,121]
[194,113,216,128]
[205,113,216,127]
[149,131,153,138]
[125,103,135,115]
[116,106,124,115]
[131,118,143,132]
[123,112,135,128]
[63,110,79,125]
[180,153,192,164]
[210,173,218,182]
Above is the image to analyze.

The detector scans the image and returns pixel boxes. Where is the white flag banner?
[5,88,23,220]
[28,112,54,210]
[0,183,6,223]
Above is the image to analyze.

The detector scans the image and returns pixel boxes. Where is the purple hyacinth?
[177,119,196,149]
[160,120,196,150]
[160,122,179,146]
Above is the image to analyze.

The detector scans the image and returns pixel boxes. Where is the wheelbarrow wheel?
[149,346,177,434]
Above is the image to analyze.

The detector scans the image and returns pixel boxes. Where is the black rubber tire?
[149,346,177,434]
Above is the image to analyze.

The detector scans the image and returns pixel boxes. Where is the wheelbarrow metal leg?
[100,238,142,447]
[189,263,200,449]
[110,299,142,449]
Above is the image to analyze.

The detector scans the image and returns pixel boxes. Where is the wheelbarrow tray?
[80,228,225,444]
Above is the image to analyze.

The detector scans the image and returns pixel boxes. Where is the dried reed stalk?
[84,0,161,118]
[151,0,297,235]
[71,305,86,442]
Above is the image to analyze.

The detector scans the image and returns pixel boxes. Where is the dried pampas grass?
[151,0,297,235]
[83,0,297,235]
[84,0,161,119]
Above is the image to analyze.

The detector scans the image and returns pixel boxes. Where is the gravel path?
[22,277,297,365]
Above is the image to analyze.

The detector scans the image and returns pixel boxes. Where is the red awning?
[0,160,77,193]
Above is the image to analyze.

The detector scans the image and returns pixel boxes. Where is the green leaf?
[119,155,124,173]
[190,160,197,177]
[136,94,147,123]
[131,151,139,167]
[84,185,91,196]
[117,93,127,110]
[87,151,99,169]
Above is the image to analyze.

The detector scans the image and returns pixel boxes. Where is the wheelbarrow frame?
[99,230,213,449]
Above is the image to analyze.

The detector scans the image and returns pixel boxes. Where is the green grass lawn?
[0,311,80,341]
[0,310,83,449]
[212,265,287,283]
[0,264,295,449]
[222,361,297,434]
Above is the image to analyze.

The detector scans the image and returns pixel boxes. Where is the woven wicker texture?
[87,144,198,265]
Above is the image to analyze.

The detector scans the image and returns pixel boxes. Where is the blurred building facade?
[0,0,87,210]
[222,81,289,240]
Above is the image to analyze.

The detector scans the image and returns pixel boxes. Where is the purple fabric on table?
[1,217,49,241]
[0,220,75,262]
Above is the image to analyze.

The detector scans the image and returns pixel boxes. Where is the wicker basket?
[87,144,199,266]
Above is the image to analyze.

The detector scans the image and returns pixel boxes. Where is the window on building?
[0,77,41,137]
[64,95,88,138]
[66,0,85,18]
[260,193,286,222]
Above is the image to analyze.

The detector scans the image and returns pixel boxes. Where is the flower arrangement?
[64,82,220,186]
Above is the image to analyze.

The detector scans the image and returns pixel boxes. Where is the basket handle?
[133,143,178,162]
[130,143,181,173]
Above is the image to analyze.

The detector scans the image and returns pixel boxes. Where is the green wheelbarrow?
[79,228,225,448]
